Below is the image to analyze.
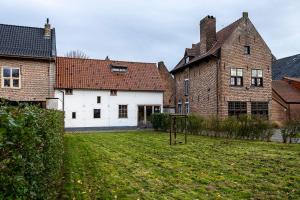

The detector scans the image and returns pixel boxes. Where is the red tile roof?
[283,76,300,83]
[55,57,165,92]
[272,80,300,103]
[171,18,242,73]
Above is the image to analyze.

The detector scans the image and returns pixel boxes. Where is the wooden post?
[174,117,177,145]
[185,116,187,144]
[169,115,172,145]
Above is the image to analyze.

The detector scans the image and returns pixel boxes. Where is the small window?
[228,101,247,117]
[118,105,128,118]
[251,102,268,118]
[65,89,73,95]
[230,68,243,86]
[178,100,182,114]
[2,67,20,88]
[184,79,189,96]
[94,109,101,118]
[244,46,250,54]
[110,90,117,96]
[72,112,76,119]
[97,96,101,103]
[185,56,190,64]
[251,69,263,87]
[154,106,161,113]
[111,64,128,73]
[185,99,190,114]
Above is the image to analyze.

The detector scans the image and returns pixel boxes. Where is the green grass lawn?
[61,131,300,200]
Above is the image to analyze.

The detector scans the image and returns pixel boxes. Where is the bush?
[0,105,64,199]
[151,113,170,131]
[281,119,300,143]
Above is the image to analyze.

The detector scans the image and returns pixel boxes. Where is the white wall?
[54,89,163,128]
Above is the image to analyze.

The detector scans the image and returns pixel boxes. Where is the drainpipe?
[58,90,65,111]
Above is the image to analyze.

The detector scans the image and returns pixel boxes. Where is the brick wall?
[158,62,175,108]
[173,17,272,119]
[0,58,55,102]
[219,18,272,118]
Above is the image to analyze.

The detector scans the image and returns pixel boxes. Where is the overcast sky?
[1,0,300,69]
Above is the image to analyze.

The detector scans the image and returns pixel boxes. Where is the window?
[154,106,161,113]
[185,56,190,64]
[185,99,190,114]
[184,79,189,96]
[93,109,101,118]
[72,112,76,119]
[119,105,128,118]
[251,69,263,87]
[244,46,250,54]
[228,101,247,117]
[2,67,20,88]
[178,100,182,114]
[65,89,73,95]
[97,96,101,103]
[110,90,117,96]
[251,102,268,118]
[111,64,128,73]
[230,68,243,86]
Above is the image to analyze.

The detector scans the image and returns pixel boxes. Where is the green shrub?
[151,113,170,131]
[0,105,64,199]
[281,119,300,143]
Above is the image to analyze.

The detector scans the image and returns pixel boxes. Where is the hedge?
[151,113,276,141]
[0,105,64,199]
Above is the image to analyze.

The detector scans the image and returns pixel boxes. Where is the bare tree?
[65,50,89,59]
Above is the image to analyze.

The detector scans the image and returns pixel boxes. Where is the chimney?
[242,12,248,18]
[44,18,51,38]
[199,15,216,55]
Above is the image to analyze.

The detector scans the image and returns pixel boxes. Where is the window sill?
[2,87,21,90]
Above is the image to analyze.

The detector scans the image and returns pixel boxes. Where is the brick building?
[158,61,175,113]
[171,12,273,118]
[0,19,56,107]
[272,77,300,124]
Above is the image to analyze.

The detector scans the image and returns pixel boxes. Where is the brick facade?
[158,61,175,110]
[172,13,273,119]
[0,57,55,102]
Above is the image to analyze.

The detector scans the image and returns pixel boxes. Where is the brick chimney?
[199,15,216,55]
[44,18,51,38]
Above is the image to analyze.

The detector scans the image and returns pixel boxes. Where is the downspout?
[58,90,65,112]
[216,58,220,117]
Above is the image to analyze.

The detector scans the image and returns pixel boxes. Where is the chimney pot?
[243,12,248,18]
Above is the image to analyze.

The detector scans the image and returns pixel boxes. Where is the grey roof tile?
[272,54,300,80]
[0,23,56,59]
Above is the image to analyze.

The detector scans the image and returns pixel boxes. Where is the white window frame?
[185,99,190,114]
[1,66,21,89]
[184,79,189,96]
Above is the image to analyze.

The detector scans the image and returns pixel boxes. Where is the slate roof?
[272,54,300,80]
[55,57,165,91]
[171,18,242,73]
[0,23,56,59]
[272,80,300,103]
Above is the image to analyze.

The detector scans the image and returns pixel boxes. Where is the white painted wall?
[54,89,163,128]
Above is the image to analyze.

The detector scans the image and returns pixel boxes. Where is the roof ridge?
[275,54,300,61]
[57,56,157,65]
[0,23,54,30]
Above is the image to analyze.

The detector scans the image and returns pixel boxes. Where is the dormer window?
[185,56,190,64]
[110,64,128,73]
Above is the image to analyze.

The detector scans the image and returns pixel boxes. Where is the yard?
[61,131,300,199]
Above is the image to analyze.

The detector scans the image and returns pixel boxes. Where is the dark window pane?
[72,112,76,119]
[97,96,101,103]
[4,79,10,87]
[12,69,19,78]
[251,102,268,119]
[119,105,128,118]
[228,101,247,117]
[154,106,160,113]
[94,109,101,118]
[3,68,11,77]
[13,79,19,87]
